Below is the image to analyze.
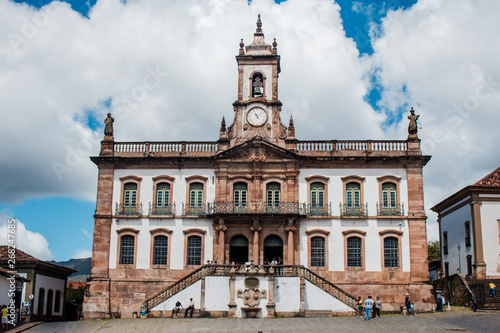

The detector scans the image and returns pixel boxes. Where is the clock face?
[246,107,268,127]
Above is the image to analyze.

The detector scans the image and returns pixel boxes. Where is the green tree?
[428,240,441,261]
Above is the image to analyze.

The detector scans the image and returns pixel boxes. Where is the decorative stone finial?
[287,115,295,139]
[239,39,245,55]
[256,14,262,33]
[408,107,419,136]
[219,116,228,140]
[104,113,114,137]
[272,38,277,55]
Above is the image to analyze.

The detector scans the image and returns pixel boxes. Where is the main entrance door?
[264,235,283,263]
[230,235,249,265]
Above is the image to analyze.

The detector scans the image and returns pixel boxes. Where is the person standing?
[489,281,496,297]
[364,296,374,320]
[357,297,363,318]
[372,296,381,318]
[471,293,478,312]
[405,294,412,315]
[436,293,443,312]
[185,298,195,318]
[1,305,8,330]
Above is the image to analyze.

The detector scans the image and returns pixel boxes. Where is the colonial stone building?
[83,17,433,319]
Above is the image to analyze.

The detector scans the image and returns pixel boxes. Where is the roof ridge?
[473,167,500,187]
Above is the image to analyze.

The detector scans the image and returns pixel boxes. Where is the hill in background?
[51,257,91,281]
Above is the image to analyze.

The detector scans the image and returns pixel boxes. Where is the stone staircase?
[468,279,500,311]
[143,264,358,314]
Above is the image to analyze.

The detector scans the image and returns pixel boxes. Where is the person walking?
[489,281,496,297]
[364,296,374,320]
[185,298,195,318]
[1,305,8,330]
[471,293,478,312]
[357,296,363,318]
[372,296,381,318]
[405,294,413,315]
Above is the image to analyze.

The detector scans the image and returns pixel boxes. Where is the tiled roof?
[474,167,500,187]
[0,246,40,263]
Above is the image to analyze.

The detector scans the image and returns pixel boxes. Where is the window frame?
[117,228,139,268]
[233,182,248,207]
[443,231,448,255]
[341,176,365,213]
[119,176,142,215]
[185,175,208,215]
[183,229,206,268]
[306,229,330,271]
[342,230,366,270]
[54,290,61,313]
[249,71,266,99]
[152,175,175,212]
[466,254,473,276]
[306,176,329,216]
[379,229,403,271]
[150,228,173,268]
[464,221,471,248]
[377,176,401,215]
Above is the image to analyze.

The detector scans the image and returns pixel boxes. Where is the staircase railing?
[143,264,357,312]
[299,266,358,310]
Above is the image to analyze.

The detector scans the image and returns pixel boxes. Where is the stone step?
[304,310,332,317]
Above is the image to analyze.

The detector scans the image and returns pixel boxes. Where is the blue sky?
[1,0,499,261]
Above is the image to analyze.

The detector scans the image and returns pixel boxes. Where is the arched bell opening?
[263,234,283,264]
[230,234,249,265]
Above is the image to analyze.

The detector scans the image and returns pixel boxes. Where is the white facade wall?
[33,275,65,316]
[439,198,473,277]
[304,280,355,312]
[480,201,500,277]
[151,280,201,312]
[0,277,13,305]
[204,276,230,311]
[274,277,301,312]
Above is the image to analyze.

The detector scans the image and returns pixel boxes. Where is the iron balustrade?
[306,203,331,216]
[149,203,176,216]
[340,203,367,217]
[182,204,208,216]
[209,202,306,215]
[376,203,404,216]
[115,203,142,216]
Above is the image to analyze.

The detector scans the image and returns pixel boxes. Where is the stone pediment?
[215,138,299,162]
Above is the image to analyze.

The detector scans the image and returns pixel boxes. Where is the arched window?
[311,182,325,207]
[382,182,397,209]
[310,236,326,267]
[384,236,399,268]
[233,182,248,207]
[54,290,61,313]
[122,182,138,215]
[264,235,283,263]
[156,183,170,207]
[119,234,135,265]
[189,182,204,215]
[252,72,264,97]
[153,235,168,266]
[347,236,362,267]
[187,235,202,266]
[346,182,360,208]
[266,182,280,206]
[230,235,249,264]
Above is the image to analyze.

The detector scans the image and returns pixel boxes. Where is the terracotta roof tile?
[0,246,40,263]
[473,167,500,187]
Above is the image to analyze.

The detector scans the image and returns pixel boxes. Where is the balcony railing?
[376,203,404,216]
[182,204,208,216]
[149,203,176,216]
[209,202,306,215]
[115,203,142,216]
[306,204,331,216]
[340,203,367,217]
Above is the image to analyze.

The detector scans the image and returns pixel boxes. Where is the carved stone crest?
[237,288,267,307]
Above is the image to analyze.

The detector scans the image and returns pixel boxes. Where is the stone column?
[285,219,296,265]
[216,219,227,264]
[250,219,261,265]
[200,277,206,312]
[228,276,237,318]
[470,201,486,279]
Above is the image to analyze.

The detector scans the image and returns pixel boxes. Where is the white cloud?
[368,0,500,239]
[81,228,91,239]
[0,212,55,261]
[72,248,92,259]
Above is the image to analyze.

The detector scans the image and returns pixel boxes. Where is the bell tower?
[226,15,288,147]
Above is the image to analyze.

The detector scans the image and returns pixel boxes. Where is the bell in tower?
[252,73,264,97]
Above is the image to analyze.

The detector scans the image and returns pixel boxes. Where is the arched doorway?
[37,288,45,321]
[230,235,249,265]
[264,235,283,263]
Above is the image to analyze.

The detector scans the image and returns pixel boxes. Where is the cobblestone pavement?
[25,311,500,333]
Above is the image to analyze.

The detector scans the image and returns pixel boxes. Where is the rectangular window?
[347,237,362,267]
[119,235,135,265]
[187,236,202,266]
[444,262,449,277]
[153,235,168,266]
[384,237,399,268]
[310,236,325,267]
[443,232,448,255]
[466,255,473,276]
